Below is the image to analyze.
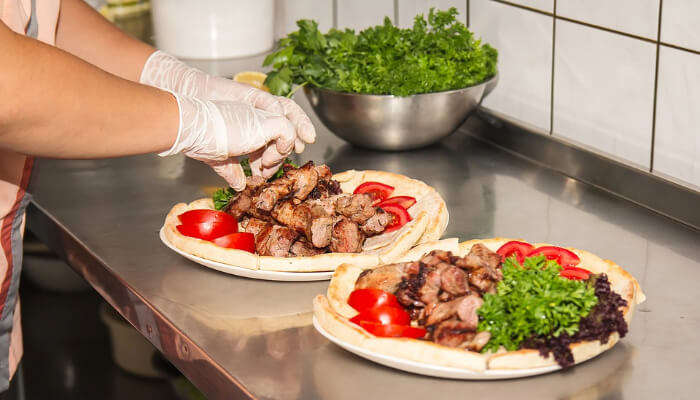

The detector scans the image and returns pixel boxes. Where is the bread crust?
[161,170,448,272]
[315,238,645,371]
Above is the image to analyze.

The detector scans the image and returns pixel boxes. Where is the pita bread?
[161,170,448,272]
[314,238,645,372]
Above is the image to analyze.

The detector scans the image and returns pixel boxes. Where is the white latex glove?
[140,51,315,183]
[162,93,297,191]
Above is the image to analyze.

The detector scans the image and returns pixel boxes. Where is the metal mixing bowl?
[304,74,498,151]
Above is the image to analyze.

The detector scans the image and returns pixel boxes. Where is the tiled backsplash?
[274,0,700,191]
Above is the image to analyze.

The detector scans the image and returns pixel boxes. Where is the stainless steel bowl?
[304,74,498,151]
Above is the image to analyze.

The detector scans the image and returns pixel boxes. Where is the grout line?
[466,0,470,28]
[492,0,700,57]
[490,0,552,16]
[650,0,663,172]
[394,0,399,25]
[549,0,557,135]
[556,14,657,44]
[660,42,700,56]
[332,0,338,29]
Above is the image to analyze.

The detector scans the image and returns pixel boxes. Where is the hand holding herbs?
[263,8,497,97]
[212,158,298,210]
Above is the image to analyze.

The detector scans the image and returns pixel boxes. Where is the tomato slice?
[560,266,591,280]
[350,305,410,326]
[359,321,427,339]
[528,246,581,268]
[496,240,534,265]
[211,232,256,253]
[348,289,401,312]
[381,204,412,233]
[176,222,236,241]
[376,196,416,209]
[353,182,394,204]
[178,209,238,230]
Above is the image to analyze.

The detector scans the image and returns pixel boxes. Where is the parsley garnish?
[477,255,598,353]
[263,8,498,97]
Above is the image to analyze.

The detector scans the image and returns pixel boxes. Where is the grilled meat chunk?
[424,294,482,328]
[336,194,376,225]
[272,200,312,237]
[355,262,412,293]
[457,244,502,278]
[310,216,334,248]
[289,239,326,256]
[433,319,476,348]
[435,262,469,296]
[263,225,299,257]
[224,176,266,219]
[468,331,491,352]
[360,208,393,235]
[455,294,483,330]
[330,217,364,253]
[256,179,293,212]
[286,161,320,200]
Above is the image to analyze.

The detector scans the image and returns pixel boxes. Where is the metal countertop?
[26,57,700,400]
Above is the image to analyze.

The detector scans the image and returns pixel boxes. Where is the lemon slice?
[233,71,270,92]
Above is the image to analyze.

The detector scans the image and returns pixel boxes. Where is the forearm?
[0,24,177,158]
[55,0,155,82]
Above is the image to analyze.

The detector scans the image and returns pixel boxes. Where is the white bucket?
[151,0,275,59]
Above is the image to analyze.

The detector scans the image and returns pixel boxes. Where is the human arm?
[55,0,155,82]
[0,20,176,158]
[0,21,297,190]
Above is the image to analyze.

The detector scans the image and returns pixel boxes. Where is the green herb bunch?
[477,255,598,353]
[263,7,497,97]
[212,158,298,210]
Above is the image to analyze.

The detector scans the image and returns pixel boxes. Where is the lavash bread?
[313,238,645,371]
[162,170,448,272]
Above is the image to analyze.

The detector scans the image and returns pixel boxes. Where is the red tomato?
[211,232,256,253]
[560,266,591,280]
[348,289,401,312]
[176,222,236,241]
[359,321,427,339]
[496,241,534,264]
[376,196,417,209]
[350,305,410,326]
[381,204,412,233]
[178,209,238,230]
[353,182,394,204]
[528,246,581,268]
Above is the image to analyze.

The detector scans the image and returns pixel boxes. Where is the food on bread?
[314,238,645,371]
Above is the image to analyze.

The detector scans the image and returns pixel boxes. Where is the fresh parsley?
[211,157,298,210]
[263,8,497,97]
[477,255,598,353]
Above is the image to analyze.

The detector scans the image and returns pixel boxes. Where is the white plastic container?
[151,0,275,59]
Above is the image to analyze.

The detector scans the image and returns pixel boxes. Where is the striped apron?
[0,0,61,390]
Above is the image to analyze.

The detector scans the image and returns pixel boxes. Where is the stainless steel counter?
[26,57,700,399]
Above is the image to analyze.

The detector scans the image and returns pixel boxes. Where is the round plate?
[313,316,561,379]
[159,228,333,282]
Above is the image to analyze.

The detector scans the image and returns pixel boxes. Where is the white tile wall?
[336,0,394,31]
[505,0,554,13]
[661,0,700,51]
[470,0,553,132]
[553,20,656,169]
[653,46,700,188]
[274,0,334,38]
[557,0,660,40]
[396,0,467,28]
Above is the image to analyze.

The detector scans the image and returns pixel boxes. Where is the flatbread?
[314,238,645,372]
[161,170,448,272]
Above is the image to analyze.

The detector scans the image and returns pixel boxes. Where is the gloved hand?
[161,93,298,191]
[140,50,316,186]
